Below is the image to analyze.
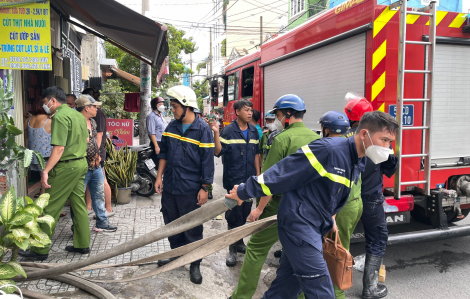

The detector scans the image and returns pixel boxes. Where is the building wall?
[288,0,330,30]
[226,0,288,60]
[81,34,105,78]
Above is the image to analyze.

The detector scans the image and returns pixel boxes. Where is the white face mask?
[43,99,53,115]
[157,105,165,113]
[363,131,390,164]
[266,123,277,132]
[274,116,285,132]
[319,131,323,138]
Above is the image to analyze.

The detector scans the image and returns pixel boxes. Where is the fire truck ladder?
[391,0,437,198]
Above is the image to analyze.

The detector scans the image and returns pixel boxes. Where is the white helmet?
[166,85,198,109]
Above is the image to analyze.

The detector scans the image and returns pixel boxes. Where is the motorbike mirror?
[112,136,119,140]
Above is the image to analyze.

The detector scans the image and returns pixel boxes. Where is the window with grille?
[291,0,305,18]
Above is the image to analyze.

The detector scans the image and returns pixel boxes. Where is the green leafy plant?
[0,186,54,293]
[104,140,138,190]
[0,73,44,175]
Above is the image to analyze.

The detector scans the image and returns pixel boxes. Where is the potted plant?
[0,73,54,294]
[104,139,137,204]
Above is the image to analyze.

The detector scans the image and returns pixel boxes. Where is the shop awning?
[50,0,169,72]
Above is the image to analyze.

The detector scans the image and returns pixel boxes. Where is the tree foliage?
[221,39,226,57]
[196,61,207,74]
[105,24,197,95]
[100,80,137,120]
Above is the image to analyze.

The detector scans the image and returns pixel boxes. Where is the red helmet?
[156,97,164,103]
[344,92,373,121]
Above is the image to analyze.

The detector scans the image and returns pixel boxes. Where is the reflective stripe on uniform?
[220,138,246,144]
[219,138,259,145]
[163,132,214,148]
[257,173,272,196]
[300,145,351,187]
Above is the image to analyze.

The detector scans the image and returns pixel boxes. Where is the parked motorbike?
[109,136,156,197]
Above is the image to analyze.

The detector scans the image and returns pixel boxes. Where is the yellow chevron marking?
[374,7,398,38]
[425,11,447,25]
[378,103,385,112]
[449,13,467,28]
[373,40,387,70]
[406,14,420,24]
[372,72,386,102]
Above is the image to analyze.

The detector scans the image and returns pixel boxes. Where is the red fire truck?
[220,0,470,244]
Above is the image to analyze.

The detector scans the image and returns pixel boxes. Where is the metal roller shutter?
[431,43,470,165]
[263,33,366,131]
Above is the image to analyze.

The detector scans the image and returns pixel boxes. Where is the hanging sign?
[0,1,52,70]
[107,119,134,149]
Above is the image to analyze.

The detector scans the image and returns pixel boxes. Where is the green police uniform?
[32,104,89,254]
[231,122,319,299]
[333,175,363,299]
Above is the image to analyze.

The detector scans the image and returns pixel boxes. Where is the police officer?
[210,99,262,267]
[227,111,398,299]
[20,86,90,260]
[319,111,364,299]
[154,85,215,284]
[344,93,398,299]
[229,95,319,299]
[259,112,277,165]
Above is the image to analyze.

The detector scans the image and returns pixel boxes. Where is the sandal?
[33,193,41,199]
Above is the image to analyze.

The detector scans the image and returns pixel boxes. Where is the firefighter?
[210,99,262,267]
[319,110,364,299]
[154,85,215,285]
[226,111,398,299]
[229,95,319,299]
[344,93,398,299]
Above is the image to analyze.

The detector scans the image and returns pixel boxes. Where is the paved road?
[20,156,470,298]
[348,215,470,298]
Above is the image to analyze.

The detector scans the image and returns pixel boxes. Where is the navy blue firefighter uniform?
[236,136,364,299]
[159,116,215,262]
[346,126,398,257]
[218,119,261,228]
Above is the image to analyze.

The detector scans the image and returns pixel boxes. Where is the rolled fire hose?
[16,197,239,282]
[21,215,277,274]
[18,217,276,298]
[21,266,116,299]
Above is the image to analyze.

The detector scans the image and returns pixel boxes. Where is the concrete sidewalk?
[17,157,282,298]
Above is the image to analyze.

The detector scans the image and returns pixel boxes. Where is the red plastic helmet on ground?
[344,92,373,121]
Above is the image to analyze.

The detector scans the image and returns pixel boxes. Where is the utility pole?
[260,16,263,46]
[139,0,151,145]
[190,52,193,88]
[210,27,213,77]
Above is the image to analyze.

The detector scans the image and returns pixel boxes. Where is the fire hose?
[13,198,277,298]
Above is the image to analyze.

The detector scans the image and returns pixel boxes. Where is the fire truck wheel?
[410,206,431,225]
[449,209,470,223]
[411,206,470,224]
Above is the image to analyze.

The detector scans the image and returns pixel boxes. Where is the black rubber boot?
[157,256,179,267]
[362,253,388,299]
[190,263,203,284]
[226,243,238,267]
[274,249,283,258]
[236,238,246,254]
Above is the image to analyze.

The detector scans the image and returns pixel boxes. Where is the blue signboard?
[389,104,414,126]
